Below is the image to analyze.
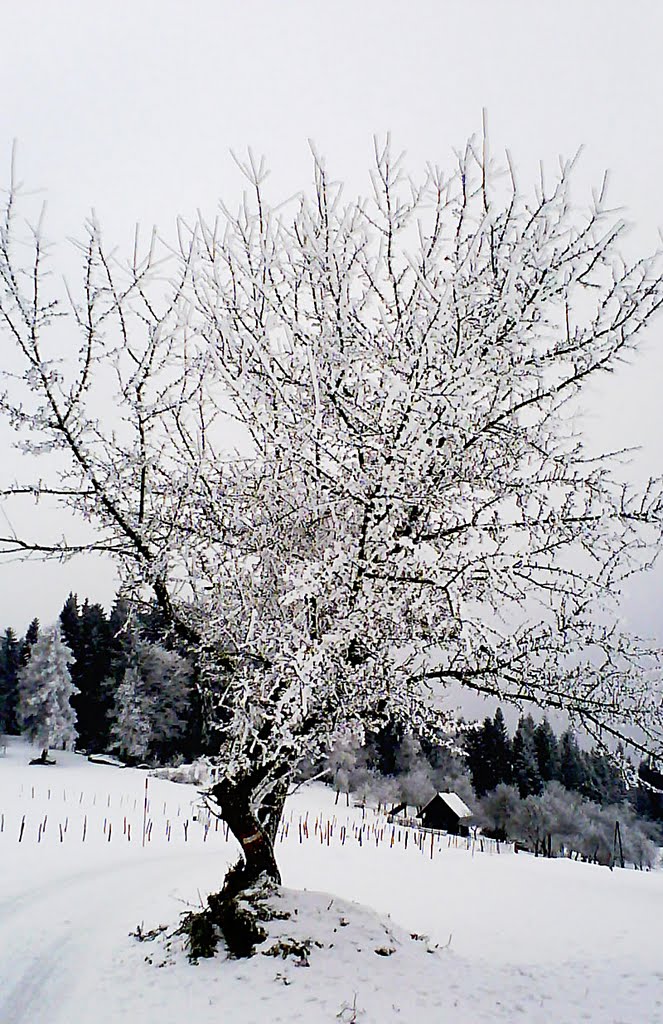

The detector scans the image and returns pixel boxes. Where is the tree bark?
[210,777,285,892]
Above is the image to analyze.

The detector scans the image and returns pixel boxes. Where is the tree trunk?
[210,777,285,892]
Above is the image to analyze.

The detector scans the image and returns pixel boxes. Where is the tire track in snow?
[0,849,225,1024]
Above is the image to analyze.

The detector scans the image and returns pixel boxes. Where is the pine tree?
[75,601,114,751]
[558,730,587,792]
[59,593,82,660]
[583,747,627,804]
[634,760,663,823]
[0,627,21,733]
[108,641,193,763]
[17,623,78,754]
[19,618,40,667]
[364,719,405,777]
[512,715,543,797]
[491,708,513,786]
[59,595,116,751]
[534,719,560,783]
[464,708,513,796]
[107,597,133,683]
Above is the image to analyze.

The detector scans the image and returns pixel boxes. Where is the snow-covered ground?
[1,736,662,1023]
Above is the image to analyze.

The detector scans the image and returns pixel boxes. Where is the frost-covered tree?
[1,135,663,902]
[327,724,366,797]
[16,623,78,754]
[476,782,521,841]
[108,642,192,762]
[535,781,586,857]
[133,642,193,760]
[109,665,152,762]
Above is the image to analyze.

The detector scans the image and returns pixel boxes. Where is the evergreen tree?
[60,593,119,751]
[73,600,114,751]
[463,720,489,794]
[634,760,663,824]
[464,708,513,796]
[583,747,627,804]
[59,593,82,661]
[534,719,559,783]
[364,718,405,777]
[134,600,171,645]
[19,618,40,667]
[491,708,513,786]
[558,729,587,792]
[0,627,21,733]
[109,666,151,762]
[134,641,193,762]
[108,641,193,763]
[107,596,136,682]
[512,715,543,797]
[17,623,78,753]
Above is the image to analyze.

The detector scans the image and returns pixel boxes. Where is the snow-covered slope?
[1,737,662,1023]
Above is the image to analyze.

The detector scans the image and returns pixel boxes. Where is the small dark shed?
[387,802,420,822]
[420,792,472,836]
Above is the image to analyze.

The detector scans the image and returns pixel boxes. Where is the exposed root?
[178,908,221,961]
[130,923,169,942]
[179,863,291,961]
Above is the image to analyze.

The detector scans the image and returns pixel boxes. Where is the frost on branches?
[110,665,152,763]
[1,136,663,885]
[16,623,78,754]
[109,643,193,763]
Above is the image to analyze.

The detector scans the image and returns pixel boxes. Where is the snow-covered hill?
[1,737,662,1022]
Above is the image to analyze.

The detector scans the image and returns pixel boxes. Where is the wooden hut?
[420,792,472,836]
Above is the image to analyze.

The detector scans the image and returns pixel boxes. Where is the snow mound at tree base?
[141,884,450,1020]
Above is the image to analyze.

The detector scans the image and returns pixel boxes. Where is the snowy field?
[1,737,662,1023]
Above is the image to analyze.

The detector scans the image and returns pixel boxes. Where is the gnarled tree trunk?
[210,776,287,894]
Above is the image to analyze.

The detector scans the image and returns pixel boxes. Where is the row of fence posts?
[6,781,510,856]
[279,809,511,858]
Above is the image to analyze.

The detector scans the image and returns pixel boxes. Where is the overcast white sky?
[1,0,662,637]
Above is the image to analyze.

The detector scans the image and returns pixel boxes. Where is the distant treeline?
[2,593,662,864]
[323,710,663,865]
[0,593,207,763]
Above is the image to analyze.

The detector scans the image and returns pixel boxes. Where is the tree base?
[29,749,56,766]
[179,864,289,960]
[160,884,442,971]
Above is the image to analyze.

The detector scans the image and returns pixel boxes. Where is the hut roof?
[427,792,472,819]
